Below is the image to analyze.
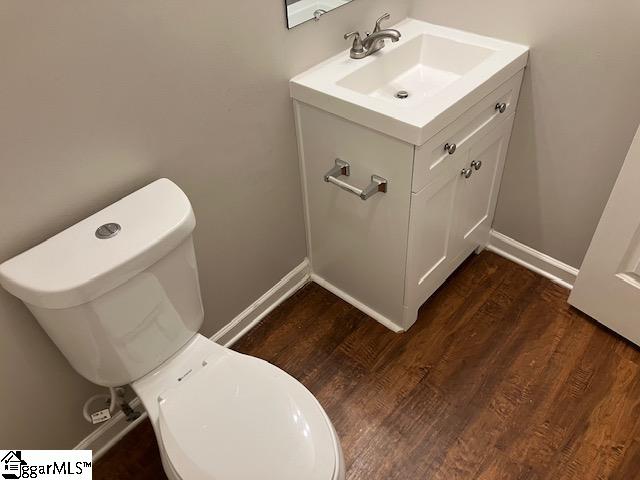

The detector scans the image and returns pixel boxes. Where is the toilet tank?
[0,179,204,387]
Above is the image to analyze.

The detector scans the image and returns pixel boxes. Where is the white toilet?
[0,179,345,480]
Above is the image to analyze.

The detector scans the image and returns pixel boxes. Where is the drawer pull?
[495,102,507,114]
[471,160,483,171]
[324,159,388,201]
[461,168,473,179]
[444,143,457,155]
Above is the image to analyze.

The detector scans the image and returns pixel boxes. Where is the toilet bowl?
[0,178,345,480]
[133,334,345,480]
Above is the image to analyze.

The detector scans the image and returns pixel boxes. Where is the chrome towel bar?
[324,159,388,201]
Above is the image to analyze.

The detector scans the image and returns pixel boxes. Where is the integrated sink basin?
[291,19,529,145]
[337,34,494,105]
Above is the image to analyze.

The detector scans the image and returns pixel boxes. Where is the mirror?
[285,0,353,29]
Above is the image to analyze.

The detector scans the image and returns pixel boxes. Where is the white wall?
[411,0,640,268]
[0,0,411,449]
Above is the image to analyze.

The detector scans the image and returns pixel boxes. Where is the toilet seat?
[156,350,338,480]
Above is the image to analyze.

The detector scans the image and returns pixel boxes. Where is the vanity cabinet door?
[449,115,515,260]
[404,115,515,328]
[404,147,469,329]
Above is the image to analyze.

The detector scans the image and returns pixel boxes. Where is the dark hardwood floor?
[95,252,640,479]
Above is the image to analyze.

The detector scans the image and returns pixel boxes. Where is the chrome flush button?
[95,223,121,239]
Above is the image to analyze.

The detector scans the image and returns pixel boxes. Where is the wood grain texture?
[94,252,640,480]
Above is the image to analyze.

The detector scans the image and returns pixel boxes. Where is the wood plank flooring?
[94,252,640,479]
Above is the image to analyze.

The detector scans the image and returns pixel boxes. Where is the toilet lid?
[157,351,337,480]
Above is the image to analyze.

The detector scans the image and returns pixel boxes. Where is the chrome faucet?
[344,13,401,59]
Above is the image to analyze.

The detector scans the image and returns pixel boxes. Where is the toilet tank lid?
[0,179,196,310]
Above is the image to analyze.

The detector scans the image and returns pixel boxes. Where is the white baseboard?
[310,273,405,333]
[487,230,579,290]
[212,259,311,346]
[75,259,311,461]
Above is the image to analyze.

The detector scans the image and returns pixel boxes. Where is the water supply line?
[82,387,118,423]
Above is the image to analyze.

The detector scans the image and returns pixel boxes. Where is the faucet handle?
[344,31,364,54]
[374,13,391,32]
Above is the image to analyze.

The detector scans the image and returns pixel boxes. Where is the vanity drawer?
[412,69,524,193]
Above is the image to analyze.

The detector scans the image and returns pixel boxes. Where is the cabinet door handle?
[495,102,507,114]
[471,160,482,171]
[444,143,457,155]
[324,159,388,201]
[461,168,473,179]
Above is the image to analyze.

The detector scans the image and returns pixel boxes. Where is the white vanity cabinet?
[295,69,525,332]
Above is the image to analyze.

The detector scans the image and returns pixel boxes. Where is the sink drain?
[395,90,409,99]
